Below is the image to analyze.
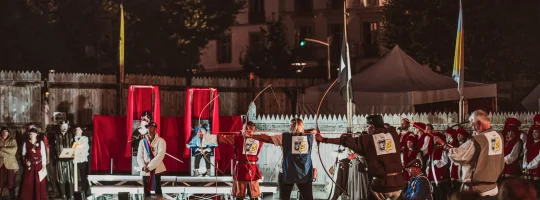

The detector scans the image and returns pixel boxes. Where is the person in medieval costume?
[427,132,449,200]
[328,147,351,200]
[415,123,433,172]
[523,126,540,195]
[499,118,523,183]
[251,118,318,200]
[402,159,433,200]
[316,115,405,200]
[202,121,263,200]
[399,118,415,148]
[136,121,166,198]
[526,114,540,145]
[434,110,504,198]
[401,134,422,183]
[72,126,90,195]
[444,128,460,194]
[50,121,75,199]
[20,128,47,200]
[346,149,370,200]
[132,111,152,157]
[187,126,216,176]
[0,127,18,199]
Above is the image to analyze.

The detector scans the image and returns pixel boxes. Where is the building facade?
[200,0,386,74]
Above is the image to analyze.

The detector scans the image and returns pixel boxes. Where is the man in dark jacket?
[403,159,433,200]
[316,115,404,200]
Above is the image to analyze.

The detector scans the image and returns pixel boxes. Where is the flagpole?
[344,0,352,132]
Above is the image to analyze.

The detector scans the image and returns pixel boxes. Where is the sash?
[143,138,156,191]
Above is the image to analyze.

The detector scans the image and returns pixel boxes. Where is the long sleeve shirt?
[72,136,90,164]
[504,141,521,164]
[403,174,433,200]
[22,141,47,168]
[523,140,540,170]
[446,139,498,196]
[421,136,431,156]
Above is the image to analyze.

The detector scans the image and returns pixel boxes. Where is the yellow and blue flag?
[119,4,125,83]
[452,0,464,95]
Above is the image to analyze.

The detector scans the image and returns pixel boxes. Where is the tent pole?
[459,96,463,123]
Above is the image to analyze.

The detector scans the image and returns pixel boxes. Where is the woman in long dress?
[20,128,47,200]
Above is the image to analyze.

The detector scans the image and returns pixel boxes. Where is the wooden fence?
[47,72,325,125]
[0,71,43,129]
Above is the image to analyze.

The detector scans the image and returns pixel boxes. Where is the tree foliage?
[381,0,540,81]
[240,15,295,77]
[2,0,245,75]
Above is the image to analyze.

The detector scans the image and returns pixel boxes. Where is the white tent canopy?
[301,46,497,114]
[522,83,540,111]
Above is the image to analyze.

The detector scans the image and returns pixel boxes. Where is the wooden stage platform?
[88,175,277,200]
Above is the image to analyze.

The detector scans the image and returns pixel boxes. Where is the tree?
[15,0,245,75]
[380,0,540,82]
[240,14,294,77]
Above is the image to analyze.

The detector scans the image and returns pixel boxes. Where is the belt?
[237,161,257,164]
[373,172,399,179]
[463,181,496,186]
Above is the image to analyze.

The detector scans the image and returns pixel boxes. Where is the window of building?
[366,0,379,6]
[363,22,379,57]
[295,0,313,12]
[249,0,265,24]
[216,34,232,64]
[329,0,344,9]
[296,25,313,46]
[249,32,265,52]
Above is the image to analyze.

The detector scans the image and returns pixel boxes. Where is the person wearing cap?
[136,121,166,198]
[434,110,504,197]
[20,128,48,200]
[526,114,540,143]
[399,118,415,148]
[523,126,540,194]
[402,159,432,200]
[187,126,217,176]
[316,115,404,200]
[50,121,75,199]
[415,122,433,172]
[250,118,318,200]
[427,132,449,200]
[401,134,422,183]
[0,127,18,199]
[202,121,264,200]
[500,118,523,182]
[71,126,90,195]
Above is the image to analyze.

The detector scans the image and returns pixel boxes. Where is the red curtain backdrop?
[183,88,219,159]
[92,116,131,172]
[92,115,241,173]
[125,86,161,157]
[216,116,243,174]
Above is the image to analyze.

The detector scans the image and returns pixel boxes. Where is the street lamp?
[304,37,331,80]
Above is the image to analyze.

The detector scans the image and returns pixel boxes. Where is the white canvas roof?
[302,46,497,114]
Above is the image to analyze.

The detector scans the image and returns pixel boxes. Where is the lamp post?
[304,37,331,80]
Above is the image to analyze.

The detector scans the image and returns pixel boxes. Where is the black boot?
[59,183,67,199]
[9,188,16,200]
[69,183,75,200]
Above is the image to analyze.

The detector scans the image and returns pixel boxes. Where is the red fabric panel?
[216,116,243,174]
[211,89,220,161]
[133,88,153,118]
[192,90,211,119]
[92,115,130,172]
[160,116,190,172]
[183,90,192,158]
[153,87,161,135]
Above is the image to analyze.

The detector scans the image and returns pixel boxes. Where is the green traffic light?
[300,41,306,47]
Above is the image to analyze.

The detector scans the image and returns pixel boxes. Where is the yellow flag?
[119,4,125,83]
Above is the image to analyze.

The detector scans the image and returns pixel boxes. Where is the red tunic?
[526,140,540,180]
[401,148,420,182]
[219,134,263,181]
[502,135,522,177]
[427,148,448,182]
[20,141,47,200]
